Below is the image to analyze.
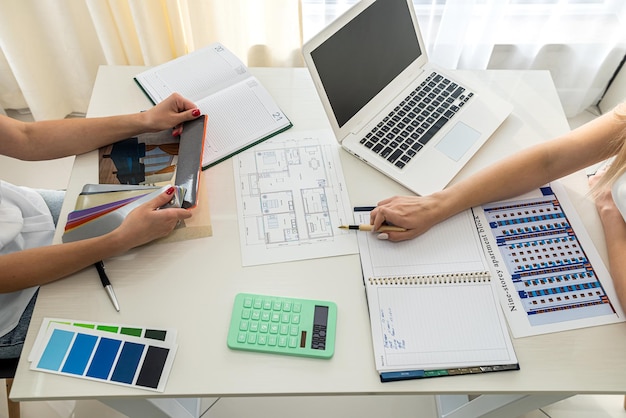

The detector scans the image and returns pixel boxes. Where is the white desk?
[11,66,626,418]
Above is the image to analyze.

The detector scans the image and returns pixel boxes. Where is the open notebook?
[134,43,292,169]
[354,208,519,382]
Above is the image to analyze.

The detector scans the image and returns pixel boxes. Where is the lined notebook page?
[198,78,287,165]
[354,210,488,279]
[136,44,249,103]
[372,280,512,369]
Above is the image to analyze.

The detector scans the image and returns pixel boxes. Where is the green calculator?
[227,293,337,359]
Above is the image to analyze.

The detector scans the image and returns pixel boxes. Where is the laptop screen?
[309,0,421,128]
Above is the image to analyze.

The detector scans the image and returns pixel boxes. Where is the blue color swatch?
[85,337,121,379]
[61,333,98,375]
[111,342,144,384]
[37,329,74,371]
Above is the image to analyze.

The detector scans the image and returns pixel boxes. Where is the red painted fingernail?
[166,187,175,195]
[192,109,201,117]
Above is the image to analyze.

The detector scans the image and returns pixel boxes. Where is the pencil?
[338,224,407,232]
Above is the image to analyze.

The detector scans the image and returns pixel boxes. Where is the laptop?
[302,0,513,196]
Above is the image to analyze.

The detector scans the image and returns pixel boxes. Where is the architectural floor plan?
[233,130,358,266]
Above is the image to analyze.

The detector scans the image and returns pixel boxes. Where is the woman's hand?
[369,193,450,241]
[141,93,202,134]
[112,187,193,249]
[588,164,621,217]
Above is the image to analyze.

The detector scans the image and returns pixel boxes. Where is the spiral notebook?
[354,208,519,382]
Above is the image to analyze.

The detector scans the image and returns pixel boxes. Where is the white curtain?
[0,0,303,121]
[303,0,626,117]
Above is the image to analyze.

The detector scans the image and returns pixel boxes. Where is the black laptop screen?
[310,0,421,128]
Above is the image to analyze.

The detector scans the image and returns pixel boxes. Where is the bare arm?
[0,93,200,161]
[371,109,623,241]
[0,188,191,293]
[589,168,626,311]
[0,93,201,293]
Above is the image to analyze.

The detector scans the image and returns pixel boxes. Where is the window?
[301,0,626,116]
[302,0,623,42]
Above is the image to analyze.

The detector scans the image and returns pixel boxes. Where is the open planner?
[134,43,292,169]
[354,208,519,382]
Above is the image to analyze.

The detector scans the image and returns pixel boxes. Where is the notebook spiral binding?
[367,271,491,286]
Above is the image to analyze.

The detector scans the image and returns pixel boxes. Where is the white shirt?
[0,181,55,337]
[612,171,626,223]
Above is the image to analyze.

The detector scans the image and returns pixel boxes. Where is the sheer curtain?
[0,0,303,121]
[303,0,626,117]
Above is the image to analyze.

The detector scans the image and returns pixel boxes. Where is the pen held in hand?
[94,261,120,312]
[338,224,407,232]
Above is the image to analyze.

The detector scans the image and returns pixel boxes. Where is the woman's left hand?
[141,93,202,134]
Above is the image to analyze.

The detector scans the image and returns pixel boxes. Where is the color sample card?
[29,318,177,362]
[30,322,177,392]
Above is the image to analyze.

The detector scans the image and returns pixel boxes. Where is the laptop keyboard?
[359,71,474,169]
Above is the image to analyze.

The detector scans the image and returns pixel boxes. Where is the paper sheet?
[474,182,626,337]
[233,130,358,266]
[354,209,489,279]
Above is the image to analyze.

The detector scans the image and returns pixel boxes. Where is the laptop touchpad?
[435,122,481,161]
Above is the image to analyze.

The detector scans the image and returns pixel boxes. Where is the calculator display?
[314,305,329,325]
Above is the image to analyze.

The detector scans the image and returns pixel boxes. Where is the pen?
[94,261,120,312]
[338,224,407,232]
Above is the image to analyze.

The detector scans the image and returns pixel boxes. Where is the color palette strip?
[29,318,177,362]
[65,194,147,231]
[30,322,177,392]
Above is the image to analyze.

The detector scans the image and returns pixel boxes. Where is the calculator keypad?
[237,296,308,349]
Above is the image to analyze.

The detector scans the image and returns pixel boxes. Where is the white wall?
[0,155,74,189]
